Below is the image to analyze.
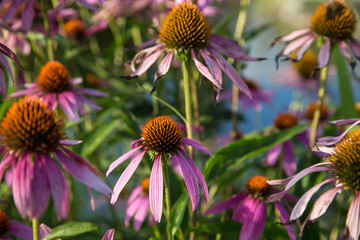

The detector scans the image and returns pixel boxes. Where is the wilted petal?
[308,186,342,221]
[295,36,317,61]
[0,69,6,97]
[149,154,163,222]
[39,223,52,238]
[0,53,15,84]
[283,140,297,177]
[290,178,335,221]
[0,42,24,69]
[274,202,296,240]
[205,192,247,215]
[316,120,360,146]
[110,150,146,204]
[102,229,115,240]
[152,50,174,94]
[129,48,165,78]
[346,193,360,240]
[266,144,282,166]
[106,146,143,177]
[182,138,212,156]
[271,29,312,45]
[200,49,222,84]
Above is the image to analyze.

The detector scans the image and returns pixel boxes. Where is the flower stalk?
[182,59,194,156]
[162,157,173,240]
[32,217,39,240]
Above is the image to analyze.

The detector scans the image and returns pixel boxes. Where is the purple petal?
[0,52,15,84]
[59,139,82,145]
[290,178,335,221]
[274,202,296,240]
[295,36,317,61]
[130,47,165,78]
[75,88,109,97]
[106,145,143,177]
[10,87,41,98]
[233,196,254,222]
[128,186,143,203]
[58,92,79,122]
[282,35,313,56]
[182,138,212,156]
[316,119,360,146]
[102,229,115,240]
[266,144,282,166]
[210,49,252,98]
[69,77,83,85]
[85,20,109,36]
[8,220,33,240]
[110,150,146,204]
[308,186,342,221]
[133,196,150,231]
[179,149,209,202]
[0,153,14,181]
[346,192,360,240]
[317,38,331,69]
[39,223,52,238]
[61,147,102,176]
[149,153,163,222]
[282,140,297,177]
[191,49,222,89]
[43,154,70,220]
[349,37,360,59]
[0,69,6,97]
[328,118,360,126]
[267,162,332,203]
[21,0,36,32]
[174,152,200,211]
[271,29,312,45]
[125,194,146,227]
[205,192,247,215]
[200,49,222,84]
[339,41,352,60]
[55,149,112,197]
[152,50,174,94]
[240,199,267,240]
[0,42,24,69]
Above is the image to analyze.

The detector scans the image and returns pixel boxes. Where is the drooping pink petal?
[274,202,296,240]
[55,149,112,197]
[63,90,87,115]
[205,192,247,215]
[290,178,335,221]
[267,162,332,202]
[102,229,115,240]
[191,49,222,89]
[42,92,58,110]
[71,90,103,111]
[61,147,102,176]
[106,145,143,177]
[266,144,282,166]
[125,194,145,227]
[152,50,174,94]
[210,50,252,98]
[339,41,352,60]
[0,69,6,97]
[182,138,212,157]
[133,196,150,231]
[8,220,33,240]
[179,149,209,202]
[308,186,342,221]
[346,193,360,240]
[233,196,254,222]
[295,36,317,61]
[76,88,109,97]
[9,87,40,98]
[110,150,147,204]
[0,42,24,69]
[282,140,297,177]
[0,52,15,84]
[271,29,312,45]
[200,49,222,84]
[316,38,331,69]
[282,35,313,56]
[149,153,163,222]
[174,152,200,211]
[84,20,109,36]
[240,199,267,240]
[128,186,143,203]
[43,154,70,220]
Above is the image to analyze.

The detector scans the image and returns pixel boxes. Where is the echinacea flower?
[268,123,360,239]
[220,78,273,112]
[0,209,32,240]
[106,115,211,222]
[62,18,108,39]
[10,61,109,122]
[124,1,264,101]
[0,97,111,220]
[125,178,155,231]
[266,113,306,177]
[272,0,360,72]
[206,176,296,240]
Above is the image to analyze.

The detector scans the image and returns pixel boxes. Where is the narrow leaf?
[42,222,100,240]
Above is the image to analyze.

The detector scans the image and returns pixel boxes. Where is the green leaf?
[193,221,242,235]
[334,45,357,118]
[80,118,120,157]
[171,192,189,236]
[205,124,309,179]
[42,222,100,240]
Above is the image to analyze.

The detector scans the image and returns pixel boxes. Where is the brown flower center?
[246,176,271,197]
[331,129,360,192]
[305,102,328,121]
[0,210,9,237]
[141,116,184,153]
[142,178,150,194]
[310,0,356,40]
[38,61,71,93]
[274,113,298,130]
[64,19,86,38]
[291,50,318,78]
[159,2,211,50]
[0,97,64,153]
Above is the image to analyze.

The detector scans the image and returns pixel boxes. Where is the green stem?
[41,0,54,61]
[182,59,194,153]
[32,217,39,240]
[310,65,328,145]
[162,158,173,240]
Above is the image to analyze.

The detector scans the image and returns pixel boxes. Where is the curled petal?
[271,29,312,46]
[182,138,212,157]
[308,186,342,221]
[152,50,174,94]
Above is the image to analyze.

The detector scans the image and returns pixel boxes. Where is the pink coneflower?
[0,97,111,220]
[266,113,306,177]
[0,209,32,240]
[206,176,296,240]
[10,61,108,122]
[106,115,211,222]
[0,41,23,97]
[272,0,359,72]
[125,178,155,231]
[123,1,264,101]
[220,78,273,112]
[268,121,360,239]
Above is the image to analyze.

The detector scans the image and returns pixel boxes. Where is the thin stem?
[310,65,328,145]
[41,0,54,61]
[32,217,39,240]
[182,59,194,155]
[162,158,173,240]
